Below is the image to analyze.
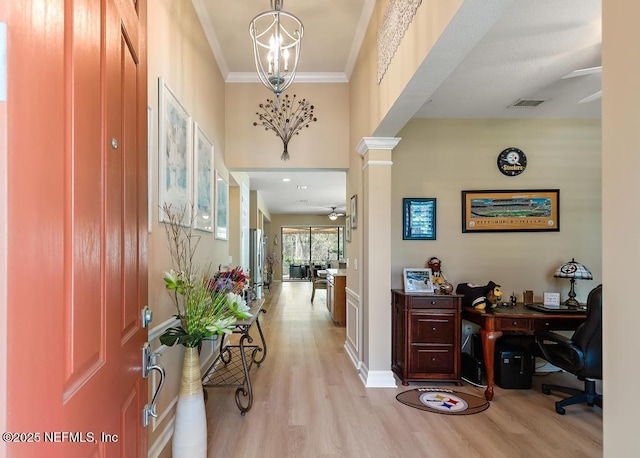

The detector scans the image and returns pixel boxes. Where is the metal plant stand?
[201,299,267,415]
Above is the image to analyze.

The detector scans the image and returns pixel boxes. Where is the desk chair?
[534,284,602,415]
[310,266,327,302]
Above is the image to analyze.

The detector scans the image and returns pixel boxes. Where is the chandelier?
[249,0,303,96]
[253,94,317,161]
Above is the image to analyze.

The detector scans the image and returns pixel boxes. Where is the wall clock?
[497,147,527,176]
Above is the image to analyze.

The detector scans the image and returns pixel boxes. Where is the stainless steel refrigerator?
[249,228,263,299]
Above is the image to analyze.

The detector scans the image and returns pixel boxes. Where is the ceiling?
[193,0,602,216]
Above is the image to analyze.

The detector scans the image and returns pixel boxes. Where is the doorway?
[281,226,345,280]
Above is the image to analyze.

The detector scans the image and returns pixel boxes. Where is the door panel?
[6,0,148,456]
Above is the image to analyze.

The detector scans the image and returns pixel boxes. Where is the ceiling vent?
[508,98,546,109]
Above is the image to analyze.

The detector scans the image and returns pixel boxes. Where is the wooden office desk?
[462,303,586,401]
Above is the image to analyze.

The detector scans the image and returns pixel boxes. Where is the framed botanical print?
[158,77,192,225]
[193,122,214,232]
[215,172,229,240]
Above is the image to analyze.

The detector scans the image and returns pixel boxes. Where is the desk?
[462,303,586,401]
[201,299,267,414]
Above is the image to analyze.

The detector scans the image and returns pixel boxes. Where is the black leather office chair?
[534,284,602,415]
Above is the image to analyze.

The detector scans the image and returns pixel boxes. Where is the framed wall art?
[350,194,358,229]
[403,268,435,293]
[403,198,436,240]
[158,77,192,225]
[461,189,560,233]
[193,122,214,232]
[345,216,351,243]
[215,171,229,240]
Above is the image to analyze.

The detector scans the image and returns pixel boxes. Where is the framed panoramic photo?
[461,189,560,233]
[193,122,214,232]
[215,171,229,240]
[158,77,192,225]
[403,198,436,240]
[403,268,435,293]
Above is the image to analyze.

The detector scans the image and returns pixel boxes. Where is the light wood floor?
[204,281,602,457]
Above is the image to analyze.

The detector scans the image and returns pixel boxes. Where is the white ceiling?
[194,0,601,215]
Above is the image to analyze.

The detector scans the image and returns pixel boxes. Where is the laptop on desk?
[525,302,584,313]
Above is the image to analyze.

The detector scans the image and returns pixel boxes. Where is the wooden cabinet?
[391,290,462,385]
[327,270,346,326]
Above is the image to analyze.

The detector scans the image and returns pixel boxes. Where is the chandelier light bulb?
[250,0,303,96]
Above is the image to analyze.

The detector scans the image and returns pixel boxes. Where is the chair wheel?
[542,387,551,395]
[555,403,566,415]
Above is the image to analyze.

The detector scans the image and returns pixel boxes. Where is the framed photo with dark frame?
[461,189,560,233]
[403,198,436,240]
[403,268,435,293]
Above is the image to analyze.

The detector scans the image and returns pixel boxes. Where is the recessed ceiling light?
[297,185,308,189]
[281,178,291,182]
[298,199,309,203]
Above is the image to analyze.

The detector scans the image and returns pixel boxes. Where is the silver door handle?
[142,343,166,427]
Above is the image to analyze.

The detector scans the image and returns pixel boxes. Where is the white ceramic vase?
[172,346,207,458]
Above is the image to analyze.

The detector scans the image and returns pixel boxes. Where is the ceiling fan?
[327,207,345,221]
[562,65,602,104]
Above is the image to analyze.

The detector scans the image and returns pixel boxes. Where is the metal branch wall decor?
[253,94,317,161]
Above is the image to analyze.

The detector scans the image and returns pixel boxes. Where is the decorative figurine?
[427,256,453,294]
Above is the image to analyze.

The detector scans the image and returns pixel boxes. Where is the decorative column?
[356,137,400,387]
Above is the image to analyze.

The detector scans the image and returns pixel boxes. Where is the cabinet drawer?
[410,296,455,309]
[533,318,582,331]
[411,313,454,344]
[498,318,531,330]
[409,345,454,374]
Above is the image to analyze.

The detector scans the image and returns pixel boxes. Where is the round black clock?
[497,147,527,176]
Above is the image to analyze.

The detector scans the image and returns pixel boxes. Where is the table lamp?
[553,258,593,307]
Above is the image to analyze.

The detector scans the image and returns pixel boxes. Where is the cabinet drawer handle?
[430,301,437,305]
[512,320,519,326]
[432,327,437,331]
[545,322,551,326]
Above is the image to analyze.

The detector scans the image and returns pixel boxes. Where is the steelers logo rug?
[396,388,489,415]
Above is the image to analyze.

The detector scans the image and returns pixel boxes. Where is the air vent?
[508,99,546,109]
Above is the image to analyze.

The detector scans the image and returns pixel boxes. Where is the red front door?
[6,0,148,456]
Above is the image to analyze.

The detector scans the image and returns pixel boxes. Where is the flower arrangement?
[159,204,251,348]
[210,266,249,295]
[265,251,280,274]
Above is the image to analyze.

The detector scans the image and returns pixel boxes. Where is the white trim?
[364,370,398,388]
[362,160,393,170]
[148,415,175,458]
[356,137,401,155]
[148,316,181,342]
[345,1,376,79]
[191,0,229,77]
[226,72,348,84]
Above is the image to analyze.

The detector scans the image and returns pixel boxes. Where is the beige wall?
[225,83,350,169]
[147,0,230,454]
[392,118,602,303]
[603,2,640,454]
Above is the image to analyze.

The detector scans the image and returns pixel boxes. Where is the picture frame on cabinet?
[403,268,435,293]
